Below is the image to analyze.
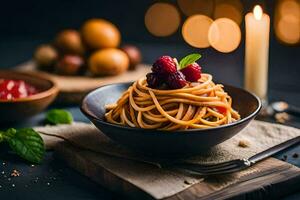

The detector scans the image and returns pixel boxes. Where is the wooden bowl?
[81,82,261,157]
[0,70,59,123]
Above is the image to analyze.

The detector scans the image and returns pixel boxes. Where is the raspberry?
[152,56,177,75]
[180,63,202,82]
[166,71,187,89]
[146,73,161,88]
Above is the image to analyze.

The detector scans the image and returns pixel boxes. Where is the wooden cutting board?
[55,142,300,200]
[15,60,150,104]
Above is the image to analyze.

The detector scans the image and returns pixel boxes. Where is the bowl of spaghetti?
[81,54,261,156]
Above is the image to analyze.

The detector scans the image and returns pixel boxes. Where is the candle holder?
[244,5,270,116]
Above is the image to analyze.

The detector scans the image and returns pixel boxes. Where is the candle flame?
[253,5,263,20]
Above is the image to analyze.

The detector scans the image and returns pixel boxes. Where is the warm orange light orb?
[213,0,243,24]
[145,3,181,37]
[278,0,300,17]
[274,0,300,44]
[276,15,300,44]
[182,15,213,48]
[208,18,241,53]
[177,0,214,16]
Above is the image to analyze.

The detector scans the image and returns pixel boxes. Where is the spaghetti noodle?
[105,74,240,130]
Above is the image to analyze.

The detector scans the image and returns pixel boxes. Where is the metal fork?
[170,136,300,175]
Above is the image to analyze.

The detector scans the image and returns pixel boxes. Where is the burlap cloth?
[34,120,300,199]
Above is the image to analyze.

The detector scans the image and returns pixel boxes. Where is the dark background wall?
[0,0,277,43]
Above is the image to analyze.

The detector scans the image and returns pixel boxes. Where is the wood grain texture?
[15,60,150,103]
[55,142,300,200]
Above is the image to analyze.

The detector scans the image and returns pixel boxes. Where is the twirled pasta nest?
[105,74,240,130]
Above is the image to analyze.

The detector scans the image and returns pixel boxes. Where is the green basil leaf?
[0,128,16,142]
[46,109,73,125]
[0,132,4,143]
[179,53,202,69]
[7,128,45,163]
[3,128,17,138]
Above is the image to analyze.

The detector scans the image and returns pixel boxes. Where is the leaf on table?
[4,128,17,138]
[46,109,73,125]
[7,128,45,164]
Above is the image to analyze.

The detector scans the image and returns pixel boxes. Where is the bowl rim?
[81,82,262,134]
[0,70,59,103]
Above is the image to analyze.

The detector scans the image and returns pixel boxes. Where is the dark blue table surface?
[0,39,300,199]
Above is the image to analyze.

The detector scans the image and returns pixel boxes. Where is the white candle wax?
[245,6,270,100]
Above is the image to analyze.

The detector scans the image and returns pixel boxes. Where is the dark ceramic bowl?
[0,70,59,123]
[81,82,261,157]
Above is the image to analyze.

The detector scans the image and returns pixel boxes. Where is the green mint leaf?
[0,128,16,142]
[3,128,17,138]
[6,128,45,164]
[179,53,202,69]
[46,109,73,125]
[0,132,4,143]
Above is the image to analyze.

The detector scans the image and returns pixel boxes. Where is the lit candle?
[245,5,270,104]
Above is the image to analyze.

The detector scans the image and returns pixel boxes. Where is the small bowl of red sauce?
[0,70,58,123]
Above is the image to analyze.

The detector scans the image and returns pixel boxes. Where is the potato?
[88,48,129,76]
[55,55,84,76]
[121,45,142,70]
[82,19,121,49]
[34,44,58,70]
[55,29,85,55]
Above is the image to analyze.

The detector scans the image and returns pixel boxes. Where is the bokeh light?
[274,0,300,44]
[208,18,241,53]
[278,0,300,17]
[276,15,300,44]
[213,0,243,24]
[182,15,213,48]
[145,3,181,37]
[177,0,214,16]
